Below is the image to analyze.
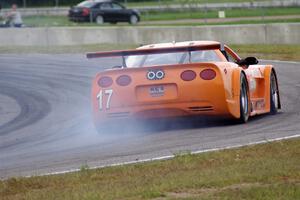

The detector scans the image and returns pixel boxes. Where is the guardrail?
[1,0,299,16]
[0,23,299,46]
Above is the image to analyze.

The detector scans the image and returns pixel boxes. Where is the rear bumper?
[93,100,235,124]
[91,63,241,123]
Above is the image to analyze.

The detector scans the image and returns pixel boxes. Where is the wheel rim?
[96,16,103,24]
[130,15,138,24]
[271,74,278,108]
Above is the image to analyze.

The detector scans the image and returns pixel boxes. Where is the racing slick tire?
[270,71,279,114]
[238,73,250,123]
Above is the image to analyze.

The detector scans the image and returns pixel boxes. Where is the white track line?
[38,134,300,177]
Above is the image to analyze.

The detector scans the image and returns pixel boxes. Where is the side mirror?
[236,57,258,66]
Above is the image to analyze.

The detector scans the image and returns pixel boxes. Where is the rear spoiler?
[86,43,221,59]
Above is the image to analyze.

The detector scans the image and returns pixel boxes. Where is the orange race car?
[87,41,280,131]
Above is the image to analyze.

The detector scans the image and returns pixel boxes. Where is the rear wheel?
[129,15,138,24]
[270,71,279,114]
[238,73,250,123]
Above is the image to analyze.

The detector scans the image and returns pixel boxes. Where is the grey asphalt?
[0,54,299,179]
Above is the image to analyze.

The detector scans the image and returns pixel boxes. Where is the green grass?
[24,15,72,27]
[22,7,300,27]
[126,0,273,7]
[142,7,300,21]
[1,138,299,200]
[0,43,137,54]
[230,44,300,62]
[143,18,300,26]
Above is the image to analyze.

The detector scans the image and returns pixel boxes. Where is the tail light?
[200,69,216,80]
[82,8,90,16]
[116,75,131,86]
[181,70,196,81]
[98,76,113,87]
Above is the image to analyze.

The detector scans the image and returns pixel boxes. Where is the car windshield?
[125,50,221,68]
[77,1,96,7]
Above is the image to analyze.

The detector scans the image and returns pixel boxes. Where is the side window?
[100,3,111,10]
[224,47,240,63]
[226,51,237,63]
[111,3,123,10]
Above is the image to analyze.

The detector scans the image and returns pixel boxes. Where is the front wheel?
[238,73,250,123]
[129,15,138,24]
[270,71,279,114]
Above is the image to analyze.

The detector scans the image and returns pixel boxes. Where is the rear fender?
[263,65,281,111]
[227,68,247,118]
[262,65,273,112]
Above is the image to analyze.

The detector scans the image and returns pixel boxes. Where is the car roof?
[84,0,114,3]
[138,41,221,49]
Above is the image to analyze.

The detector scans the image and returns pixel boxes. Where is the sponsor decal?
[249,78,257,91]
[254,99,265,110]
[246,67,263,78]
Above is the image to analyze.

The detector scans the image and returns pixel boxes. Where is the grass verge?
[1,138,299,200]
[142,7,300,21]
[0,43,138,54]
[230,44,300,62]
[126,0,272,7]
[22,7,300,27]
[141,18,300,27]
[1,44,299,62]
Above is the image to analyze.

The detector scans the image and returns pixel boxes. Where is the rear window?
[126,50,221,68]
[77,1,96,7]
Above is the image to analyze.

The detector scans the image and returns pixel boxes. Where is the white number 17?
[97,89,113,110]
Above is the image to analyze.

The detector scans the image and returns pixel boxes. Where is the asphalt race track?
[0,54,299,179]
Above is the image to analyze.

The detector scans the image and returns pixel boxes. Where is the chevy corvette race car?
[87,41,280,131]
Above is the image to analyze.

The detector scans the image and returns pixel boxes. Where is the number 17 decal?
[97,89,113,110]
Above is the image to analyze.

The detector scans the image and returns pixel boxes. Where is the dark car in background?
[68,0,140,24]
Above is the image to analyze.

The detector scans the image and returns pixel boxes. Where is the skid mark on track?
[0,85,51,135]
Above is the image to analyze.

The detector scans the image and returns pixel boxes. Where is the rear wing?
[86,43,221,59]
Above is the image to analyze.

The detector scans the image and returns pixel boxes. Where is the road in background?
[0,54,299,179]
